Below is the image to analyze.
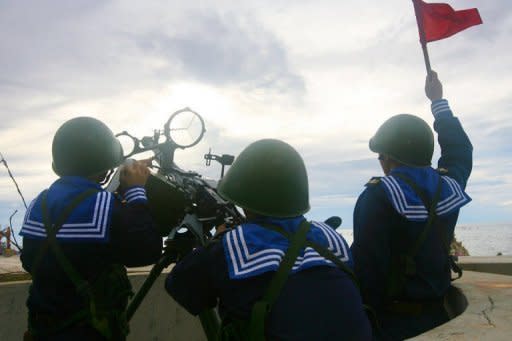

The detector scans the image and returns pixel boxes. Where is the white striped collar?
[20,191,113,242]
[223,220,351,280]
[380,174,471,221]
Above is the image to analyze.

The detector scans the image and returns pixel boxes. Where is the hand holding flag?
[425,70,443,102]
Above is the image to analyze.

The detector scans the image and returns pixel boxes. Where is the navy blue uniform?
[351,100,472,339]
[166,216,372,340]
[20,176,162,340]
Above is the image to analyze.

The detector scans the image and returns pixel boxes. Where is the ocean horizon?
[3,223,510,258]
[338,223,512,257]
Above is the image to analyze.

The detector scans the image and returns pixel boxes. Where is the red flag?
[413,0,483,43]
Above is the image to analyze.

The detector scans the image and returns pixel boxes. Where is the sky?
[1,0,511,237]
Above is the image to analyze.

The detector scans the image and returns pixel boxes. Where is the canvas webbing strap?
[257,221,379,334]
[404,173,462,281]
[387,173,447,298]
[40,188,99,295]
[393,173,443,259]
[247,219,311,341]
[29,188,104,336]
[258,222,358,286]
[31,188,99,284]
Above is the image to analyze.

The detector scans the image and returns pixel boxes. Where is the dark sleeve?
[109,198,163,267]
[351,186,392,310]
[432,101,473,189]
[165,242,222,315]
[20,237,32,273]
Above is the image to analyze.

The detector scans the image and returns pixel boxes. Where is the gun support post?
[204,149,235,178]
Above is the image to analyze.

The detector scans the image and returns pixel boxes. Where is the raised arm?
[425,71,473,188]
[111,160,163,266]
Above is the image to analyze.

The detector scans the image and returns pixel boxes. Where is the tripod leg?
[126,249,176,321]
[199,309,221,341]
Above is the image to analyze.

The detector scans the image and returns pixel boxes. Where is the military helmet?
[217,139,310,218]
[52,117,124,176]
[369,114,434,167]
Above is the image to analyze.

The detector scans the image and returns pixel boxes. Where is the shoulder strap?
[247,220,310,341]
[40,188,100,295]
[393,173,443,258]
[258,222,358,286]
[30,188,99,282]
[387,173,446,297]
[405,174,463,281]
[29,188,115,338]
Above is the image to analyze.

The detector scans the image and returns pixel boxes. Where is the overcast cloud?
[1,0,511,235]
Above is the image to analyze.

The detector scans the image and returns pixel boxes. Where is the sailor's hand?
[139,157,154,168]
[425,70,443,102]
[120,160,150,187]
[213,224,228,239]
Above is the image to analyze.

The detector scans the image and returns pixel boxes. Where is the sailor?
[351,72,472,340]
[165,139,372,340]
[20,117,162,340]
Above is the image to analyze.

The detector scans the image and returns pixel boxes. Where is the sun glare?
[155,82,234,126]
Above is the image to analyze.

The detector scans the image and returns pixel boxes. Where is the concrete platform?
[412,271,512,340]
[1,257,511,340]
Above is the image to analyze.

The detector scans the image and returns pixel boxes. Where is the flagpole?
[412,0,433,75]
[419,42,432,74]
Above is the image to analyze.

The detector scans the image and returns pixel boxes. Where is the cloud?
[0,1,304,126]
[133,10,304,92]
[1,0,511,234]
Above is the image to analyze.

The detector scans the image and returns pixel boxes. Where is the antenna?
[0,152,28,209]
[8,210,22,252]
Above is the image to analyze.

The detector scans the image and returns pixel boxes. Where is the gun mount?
[106,108,242,340]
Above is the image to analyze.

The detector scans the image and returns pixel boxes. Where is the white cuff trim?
[431,99,451,117]
[124,187,148,203]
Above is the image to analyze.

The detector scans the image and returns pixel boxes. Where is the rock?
[450,236,469,256]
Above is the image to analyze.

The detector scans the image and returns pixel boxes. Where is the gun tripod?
[126,238,220,341]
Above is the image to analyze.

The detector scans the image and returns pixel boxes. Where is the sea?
[338,223,512,257]
[2,224,511,262]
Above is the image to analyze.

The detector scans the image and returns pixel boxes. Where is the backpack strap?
[386,173,445,298]
[258,222,358,286]
[219,220,370,340]
[394,173,443,259]
[247,219,311,341]
[30,188,100,285]
[40,188,100,296]
[260,222,379,334]
[29,188,114,337]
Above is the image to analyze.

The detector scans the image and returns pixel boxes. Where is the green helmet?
[369,114,434,167]
[52,117,124,176]
[217,139,310,218]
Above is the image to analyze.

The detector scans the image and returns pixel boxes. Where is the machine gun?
[106,108,242,340]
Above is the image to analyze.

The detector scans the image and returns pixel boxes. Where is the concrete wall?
[0,274,206,341]
[413,271,512,340]
[2,269,511,340]
[128,275,206,341]
[459,256,512,276]
[0,279,28,340]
